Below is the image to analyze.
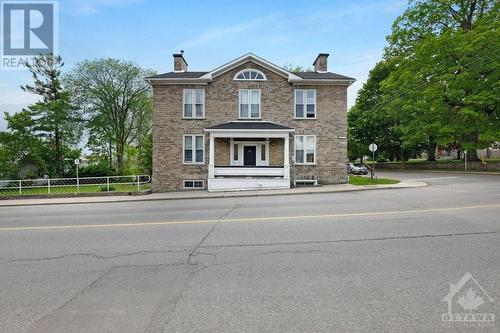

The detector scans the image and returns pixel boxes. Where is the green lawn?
[0,183,151,197]
[349,175,400,186]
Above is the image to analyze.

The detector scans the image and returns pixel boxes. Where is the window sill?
[182,163,206,165]
[294,163,317,166]
[293,117,317,120]
[182,117,206,120]
[238,117,262,120]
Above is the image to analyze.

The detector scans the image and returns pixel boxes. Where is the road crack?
[6,249,189,264]
[186,205,238,264]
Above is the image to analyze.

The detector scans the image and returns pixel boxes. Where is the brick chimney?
[313,53,329,72]
[173,50,188,72]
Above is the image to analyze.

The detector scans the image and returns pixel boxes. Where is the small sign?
[369,143,378,152]
[74,159,80,165]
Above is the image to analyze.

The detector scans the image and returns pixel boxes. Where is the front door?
[243,146,257,166]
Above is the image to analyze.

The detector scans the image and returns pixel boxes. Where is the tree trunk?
[427,138,437,161]
[116,141,125,175]
[399,149,406,169]
[54,126,63,177]
[108,138,113,171]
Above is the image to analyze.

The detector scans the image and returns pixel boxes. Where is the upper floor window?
[234,69,266,81]
[295,89,316,118]
[239,89,260,118]
[183,89,204,118]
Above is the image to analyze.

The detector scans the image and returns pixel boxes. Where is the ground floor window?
[184,135,204,164]
[184,180,204,189]
[295,135,316,164]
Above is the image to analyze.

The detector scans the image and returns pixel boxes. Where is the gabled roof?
[146,53,355,85]
[295,71,355,81]
[205,121,293,131]
[147,71,208,79]
[198,53,302,81]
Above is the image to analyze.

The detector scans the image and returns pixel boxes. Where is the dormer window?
[234,69,266,81]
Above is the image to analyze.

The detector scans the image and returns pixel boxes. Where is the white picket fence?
[0,175,151,196]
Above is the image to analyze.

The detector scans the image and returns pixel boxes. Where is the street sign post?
[369,143,378,180]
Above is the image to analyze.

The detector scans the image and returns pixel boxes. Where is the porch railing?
[0,175,151,197]
[214,166,285,177]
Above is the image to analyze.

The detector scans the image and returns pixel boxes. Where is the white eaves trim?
[289,78,356,86]
[145,78,211,85]
[199,53,303,82]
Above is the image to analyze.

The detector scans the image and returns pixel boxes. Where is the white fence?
[0,175,151,196]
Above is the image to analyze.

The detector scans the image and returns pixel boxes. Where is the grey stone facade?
[150,54,353,192]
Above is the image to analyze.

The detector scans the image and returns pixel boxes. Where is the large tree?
[0,111,45,178]
[386,0,495,57]
[383,0,499,160]
[348,60,414,163]
[20,53,81,176]
[65,59,154,175]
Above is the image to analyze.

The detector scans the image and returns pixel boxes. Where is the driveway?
[0,171,498,332]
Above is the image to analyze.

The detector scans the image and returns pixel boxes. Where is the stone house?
[147,52,355,192]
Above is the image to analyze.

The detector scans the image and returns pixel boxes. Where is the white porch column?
[284,135,290,180]
[209,135,215,179]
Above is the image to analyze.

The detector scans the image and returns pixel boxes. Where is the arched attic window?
[234,69,267,81]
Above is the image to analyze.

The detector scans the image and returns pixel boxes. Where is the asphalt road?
[0,171,499,333]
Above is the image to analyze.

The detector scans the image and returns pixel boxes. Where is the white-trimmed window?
[183,89,204,118]
[183,135,204,164]
[239,89,260,118]
[234,69,266,81]
[295,89,316,118]
[295,135,316,164]
[184,180,204,189]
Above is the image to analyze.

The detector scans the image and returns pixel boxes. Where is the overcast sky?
[0,0,407,130]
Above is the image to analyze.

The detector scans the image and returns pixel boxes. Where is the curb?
[0,182,427,207]
[376,170,500,175]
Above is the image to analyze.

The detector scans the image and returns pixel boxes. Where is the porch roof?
[205,121,293,131]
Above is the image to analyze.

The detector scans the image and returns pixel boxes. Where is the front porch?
[204,121,294,192]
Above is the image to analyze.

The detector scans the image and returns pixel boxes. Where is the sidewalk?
[0,180,427,207]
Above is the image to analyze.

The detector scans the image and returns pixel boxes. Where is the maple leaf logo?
[457,288,484,312]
